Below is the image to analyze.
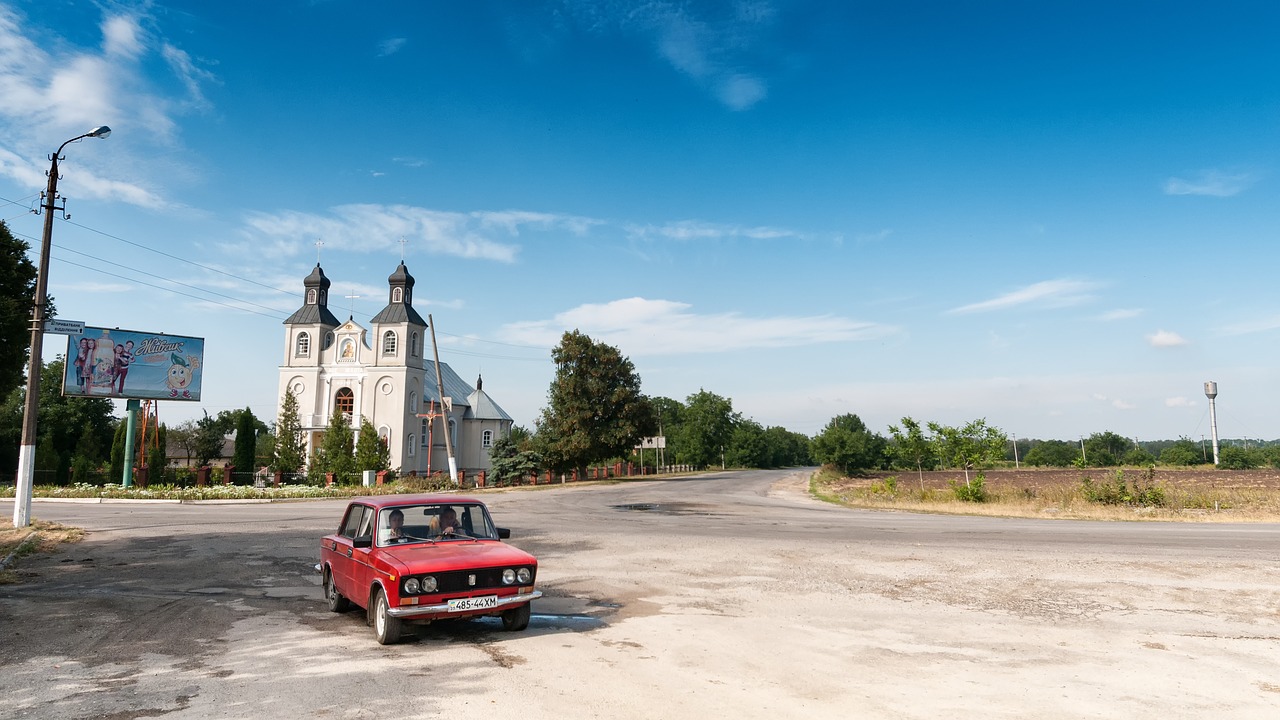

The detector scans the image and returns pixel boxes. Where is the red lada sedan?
[319,494,542,644]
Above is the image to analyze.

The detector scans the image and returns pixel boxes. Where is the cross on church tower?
[398,236,407,261]
[315,238,324,263]
[344,289,359,320]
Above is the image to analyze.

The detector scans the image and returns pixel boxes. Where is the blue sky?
[1,1,1278,442]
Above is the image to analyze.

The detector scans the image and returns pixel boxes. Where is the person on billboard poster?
[80,337,98,393]
[73,337,89,392]
[113,340,135,395]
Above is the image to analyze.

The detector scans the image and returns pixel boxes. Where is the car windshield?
[377,503,498,546]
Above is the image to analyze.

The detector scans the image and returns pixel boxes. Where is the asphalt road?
[2,469,1278,719]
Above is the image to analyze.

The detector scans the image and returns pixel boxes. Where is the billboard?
[63,327,204,401]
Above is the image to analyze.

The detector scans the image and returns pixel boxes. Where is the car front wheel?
[324,569,350,613]
[501,601,531,631]
[373,589,403,645]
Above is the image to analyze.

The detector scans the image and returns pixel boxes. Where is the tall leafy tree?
[725,419,768,468]
[1083,431,1132,467]
[534,330,655,473]
[1024,439,1078,467]
[2,357,116,484]
[888,416,936,491]
[353,416,391,473]
[811,413,887,476]
[0,221,40,394]
[676,390,737,468]
[928,418,1007,487]
[272,389,307,474]
[192,411,226,467]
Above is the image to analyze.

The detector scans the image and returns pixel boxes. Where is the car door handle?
[346,548,352,558]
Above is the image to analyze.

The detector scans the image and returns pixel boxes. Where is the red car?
[319,494,542,644]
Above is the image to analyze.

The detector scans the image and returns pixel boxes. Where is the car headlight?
[516,568,532,584]
[405,578,420,594]
[502,569,516,585]
[421,575,437,593]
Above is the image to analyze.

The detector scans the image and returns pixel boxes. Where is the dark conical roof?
[371,261,426,325]
[284,264,340,326]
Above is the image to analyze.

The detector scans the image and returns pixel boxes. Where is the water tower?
[1204,381,1219,465]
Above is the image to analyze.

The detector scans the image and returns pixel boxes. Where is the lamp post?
[13,126,111,528]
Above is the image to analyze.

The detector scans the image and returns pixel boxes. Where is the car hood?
[379,541,536,574]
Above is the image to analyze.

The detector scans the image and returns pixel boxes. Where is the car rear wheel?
[501,601,531,631]
[373,589,403,645]
[324,569,350,613]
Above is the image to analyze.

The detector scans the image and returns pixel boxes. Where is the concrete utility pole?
[427,314,458,485]
[14,126,111,528]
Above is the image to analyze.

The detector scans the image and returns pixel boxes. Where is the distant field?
[814,467,1280,522]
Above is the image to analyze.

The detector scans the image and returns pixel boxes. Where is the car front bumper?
[386,590,543,618]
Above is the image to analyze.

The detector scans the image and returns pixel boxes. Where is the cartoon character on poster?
[165,352,200,398]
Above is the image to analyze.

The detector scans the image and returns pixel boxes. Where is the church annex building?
[278,262,513,476]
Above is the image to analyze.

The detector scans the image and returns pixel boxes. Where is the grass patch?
[811,466,1280,522]
[0,519,84,584]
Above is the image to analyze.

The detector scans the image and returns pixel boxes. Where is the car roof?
[348,494,485,509]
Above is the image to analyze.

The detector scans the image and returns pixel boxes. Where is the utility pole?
[1012,433,1020,469]
[428,314,458,484]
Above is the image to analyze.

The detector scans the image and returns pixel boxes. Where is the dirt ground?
[865,466,1280,491]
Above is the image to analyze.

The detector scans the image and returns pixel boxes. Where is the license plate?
[447,595,498,612]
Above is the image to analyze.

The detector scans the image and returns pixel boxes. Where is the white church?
[278,262,513,476]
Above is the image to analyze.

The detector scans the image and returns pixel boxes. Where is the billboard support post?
[122,399,139,487]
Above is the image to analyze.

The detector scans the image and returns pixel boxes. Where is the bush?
[951,472,988,502]
[870,475,898,495]
[1080,467,1166,507]
[1217,446,1260,470]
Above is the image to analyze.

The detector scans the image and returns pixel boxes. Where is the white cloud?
[563,0,774,111]
[946,279,1099,315]
[1163,169,1259,197]
[1165,397,1196,408]
[392,157,426,168]
[1098,308,1143,321]
[1146,330,1188,348]
[626,219,802,242]
[1112,399,1135,410]
[855,229,892,244]
[0,5,212,208]
[1219,315,1280,336]
[378,38,407,57]
[499,297,896,356]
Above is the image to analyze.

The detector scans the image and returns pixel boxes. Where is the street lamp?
[13,126,111,528]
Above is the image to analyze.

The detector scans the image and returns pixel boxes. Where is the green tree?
[1084,431,1132,467]
[534,330,655,474]
[311,408,356,482]
[488,435,542,485]
[232,406,258,479]
[3,357,116,484]
[193,411,226,467]
[110,419,128,483]
[0,221,40,394]
[1159,438,1201,466]
[1217,445,1260,470]
[271,389,307,474]
[725,419,768,468]
[1024,439,1078,467]
[887,416,936,491]
[761,425,811,467]
[1122,446,1156,466]
[354,416,391,473]
[928,418,1007,487]
[811,413,888,476]
[70,421,103,482]
[676,390,737,468]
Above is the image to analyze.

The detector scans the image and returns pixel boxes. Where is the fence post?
[325,472,334,488]
[477,470,486,488]
[223,465,234,485]
[196,466,210,487]
[376,470,387,487]
[273,470,283,488]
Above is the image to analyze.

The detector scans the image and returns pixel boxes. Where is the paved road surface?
[2,469,1278,719]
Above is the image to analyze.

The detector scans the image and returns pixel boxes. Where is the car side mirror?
[353,536,373,549]
[497,528,511,539]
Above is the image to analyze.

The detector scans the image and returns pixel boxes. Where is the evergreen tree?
[232,406,258,480]
[110,419,128,483]
[354,416,391,474]
[271,389,307,474]
[312,408,355,482]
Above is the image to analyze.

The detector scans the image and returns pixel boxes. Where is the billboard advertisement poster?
[63,327,205,401]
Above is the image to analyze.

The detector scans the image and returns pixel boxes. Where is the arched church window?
[307,288,317,305]
[409,392,418,413]
[448,419,458,449]
[323,332,334,350]
[392,287,403,303]
[383,331,397,355]
[410,332,419,357]
[296,332,310,357]
[482,429,493,448]
[335,387,354,417]
[407,435,415,456]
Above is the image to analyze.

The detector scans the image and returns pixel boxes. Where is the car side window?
[339,505,369,539]
[355,507,374,540]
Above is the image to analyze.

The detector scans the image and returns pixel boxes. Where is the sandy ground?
[1,469,1278,719]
